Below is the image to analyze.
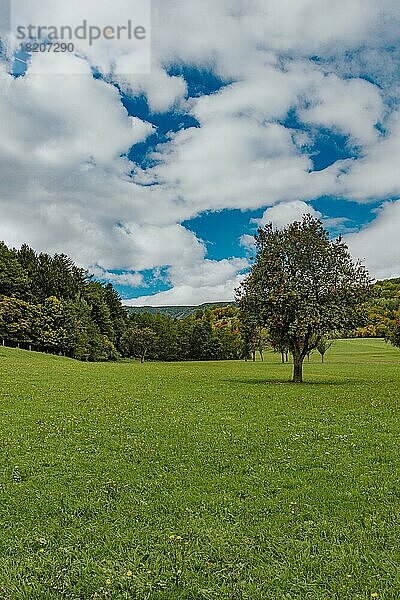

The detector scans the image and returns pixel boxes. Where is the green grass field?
[1,339,400,600]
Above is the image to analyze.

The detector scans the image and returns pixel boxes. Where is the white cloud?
[141,114,342,212]
[254,201,321,229]
[338,112,400,201]
[89,267,144,287]
[240,234,256,250]
[298,74,384,146]
[152,0,393,76]
[115,67,188,113]
[0,53,154,168]
[0,54,207,276]
[345,201,400,279]
[126,258,248,306]
[1,0,400,304]
[7,0,152,74]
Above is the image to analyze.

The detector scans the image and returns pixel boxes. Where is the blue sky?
[1,1,400,304]
[97,70,385,301]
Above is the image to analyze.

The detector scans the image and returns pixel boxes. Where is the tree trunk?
[321,353,324,363]
[292,353,303,383]
[252,351,256,362]
[259,349,263,362]
[285,351,289,362]
[281,351,284,364]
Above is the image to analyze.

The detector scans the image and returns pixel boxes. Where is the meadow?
[0,339,399,599]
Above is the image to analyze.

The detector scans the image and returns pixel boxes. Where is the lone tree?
[316,336,333,363]
[237,215,371,383]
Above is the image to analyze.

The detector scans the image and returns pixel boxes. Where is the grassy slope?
[0,340,399,599]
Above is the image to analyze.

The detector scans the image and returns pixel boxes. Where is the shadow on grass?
[224,377,354,386]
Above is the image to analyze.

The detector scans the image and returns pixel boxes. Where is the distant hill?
[125,302,236,319]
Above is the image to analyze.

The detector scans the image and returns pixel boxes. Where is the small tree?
[237,215,371,383]
[387,318,400,348]
[316,336,333,363]
[121,326,157,363]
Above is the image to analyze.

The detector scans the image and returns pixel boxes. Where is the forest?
[0,241,243,362]
[1,240,399,363]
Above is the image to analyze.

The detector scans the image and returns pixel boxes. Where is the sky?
[1,0,400,305]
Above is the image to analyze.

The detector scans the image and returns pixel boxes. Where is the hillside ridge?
[125,301,236,319]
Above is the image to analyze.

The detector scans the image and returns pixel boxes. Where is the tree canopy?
[3,235,400,366]
[237,215,371,382]
[0,243,123,360]
[0,241,245,362]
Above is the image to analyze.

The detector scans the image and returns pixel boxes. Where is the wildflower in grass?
[106,579,112,586]
[371,594,379,599]
[126,570,132,577]
[39,548,44,553]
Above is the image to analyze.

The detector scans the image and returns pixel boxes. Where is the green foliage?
[0,241,125,361]
[0,242,30,299]
[354,278,400,343]
[316,335,333,363]
[1,240,246,363]
[120,326,158,362]
[127,305,243,362]
[16,244,88,302]
[0,296,39,346]
[387,317,400,348]
[238,215,371,382]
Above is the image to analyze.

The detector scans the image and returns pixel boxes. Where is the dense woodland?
[354,277,400,342]
[0,242,242,361]
[0,240,399,362]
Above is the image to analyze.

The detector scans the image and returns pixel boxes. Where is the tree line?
[1,221,399,372]
[0,241,243,362]
[352,277,400,341]
[0,242,126,361]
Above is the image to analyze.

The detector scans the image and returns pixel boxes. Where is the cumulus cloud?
[253,201,321,229]
[240,235,256,251]
[141,114,342,212]
[125,258,248,306]
[90,267,144,287]
[152,0,394,76]
[298,74,384,146]
[115,67,188,113]
[344,201,400,279]
[6,0,152,74]
[0,0,400,305]
[338,112,400,201]
[0,53,207,275]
